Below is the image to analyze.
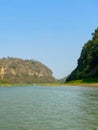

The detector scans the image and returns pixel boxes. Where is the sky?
[0,0,98,79]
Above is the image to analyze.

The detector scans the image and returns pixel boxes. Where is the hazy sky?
[0,0,98,79]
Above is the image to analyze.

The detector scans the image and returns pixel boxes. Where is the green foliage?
[0,57,56,84]
[83,78,98,83]
[66,27,98,81]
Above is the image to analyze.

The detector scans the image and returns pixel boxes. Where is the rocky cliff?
[0,57,55,84]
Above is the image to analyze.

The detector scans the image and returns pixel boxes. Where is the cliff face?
[66,27,98,81]
[0,57,55,84]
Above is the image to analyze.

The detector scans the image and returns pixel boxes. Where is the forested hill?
[0,57,55,84]
[66,27,98,81]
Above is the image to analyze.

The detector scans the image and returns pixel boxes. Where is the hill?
[66,27,98,82]
[58,76,67,83]
[0,57,56,84]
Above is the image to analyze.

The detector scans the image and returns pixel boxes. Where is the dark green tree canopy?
[66,27,98,81]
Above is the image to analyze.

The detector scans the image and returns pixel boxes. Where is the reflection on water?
[0,86,98,130]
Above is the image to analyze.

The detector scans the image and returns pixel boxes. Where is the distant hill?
[58,76,67,83]
[0,57,56,84]
[66,27,98,81]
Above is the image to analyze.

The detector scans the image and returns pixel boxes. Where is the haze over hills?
[66,27,98,82]
[0,57,56,84]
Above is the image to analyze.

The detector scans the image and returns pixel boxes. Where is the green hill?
[66,27,98,82]
[0,57,56,84]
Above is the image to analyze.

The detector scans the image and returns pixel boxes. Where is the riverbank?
[0,82,98,87]
[38,82,98,87]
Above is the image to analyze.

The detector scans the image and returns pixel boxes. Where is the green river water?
[0,86,98,130]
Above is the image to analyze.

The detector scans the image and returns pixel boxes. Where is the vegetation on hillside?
[0,57,56,84]
[66,27,98,82]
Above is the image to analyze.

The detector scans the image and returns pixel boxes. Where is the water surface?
[0,86,98,130]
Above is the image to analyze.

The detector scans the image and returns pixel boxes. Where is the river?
[0,86,98,130]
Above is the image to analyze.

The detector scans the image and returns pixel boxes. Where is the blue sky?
[0,0,98,79]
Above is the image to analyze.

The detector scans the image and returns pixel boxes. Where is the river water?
[0,86,98,130]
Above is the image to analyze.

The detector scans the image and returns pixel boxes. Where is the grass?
[0,78,98,87]
[65,78,98,87]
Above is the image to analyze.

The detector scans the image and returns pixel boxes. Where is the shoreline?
[0,82,98,87]
[39,83,98,87]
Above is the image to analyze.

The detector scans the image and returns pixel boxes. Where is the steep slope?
[0,57,55,84]
[66,27,98,81]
